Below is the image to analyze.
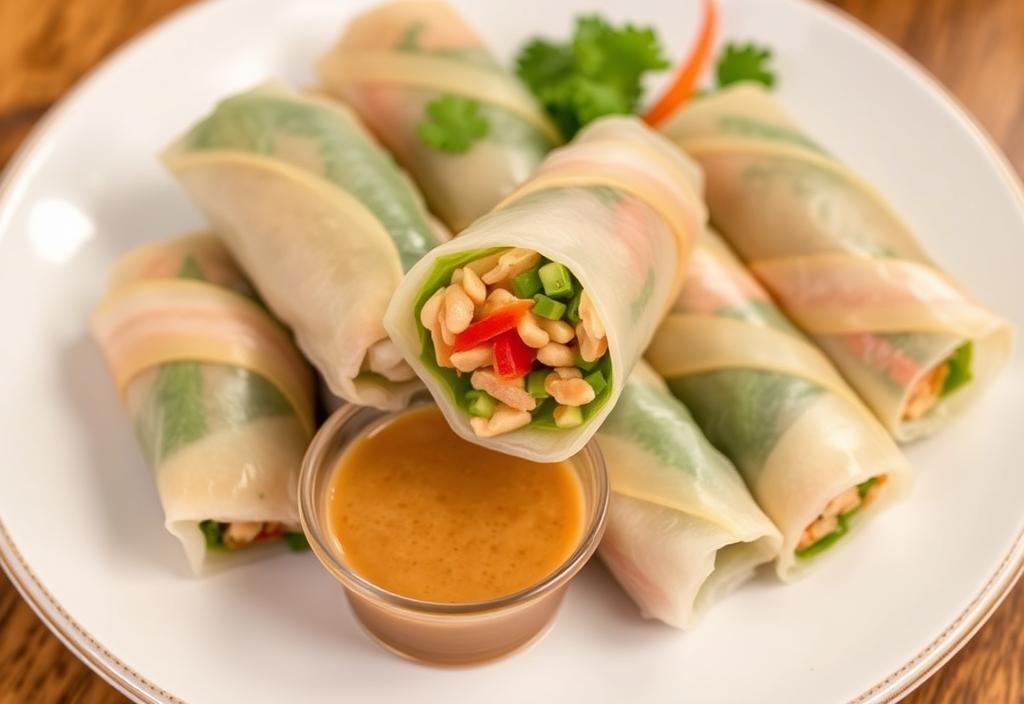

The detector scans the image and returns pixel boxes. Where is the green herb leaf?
[516,15,669,139]
[200,520,224,549]
[283,532,310,552]
[417,95,489,153]
[940,342,973,398]
[715,42,776,89]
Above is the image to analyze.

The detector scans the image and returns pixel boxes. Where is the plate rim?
[1,0,1023,702]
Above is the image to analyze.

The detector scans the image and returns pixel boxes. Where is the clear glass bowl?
[298,396,609,666]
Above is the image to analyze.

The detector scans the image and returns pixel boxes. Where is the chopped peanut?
[431,326,453,368]
[444,284,474,334]
[822,486,860,518]
[481,248,541,284]
[578,291,606,340]
[903,363,950,420]
[577,323,608,362]
[420,288,444,331]
[223,521,262,549]
[537,342,576,367]
[797,476,887,552]
[438,316,455,346]
[538,317,575,344]
[470,403,532,437]
[516,312,550,349]
[471,370,536,412]
[460,266,487,304]
[544,370,596,406]
[480,288,517,316]
[450,345,493,372]
[797,516,839,551]
[465,251,505,277]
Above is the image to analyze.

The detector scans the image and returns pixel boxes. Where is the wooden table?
[1,0,1022,701]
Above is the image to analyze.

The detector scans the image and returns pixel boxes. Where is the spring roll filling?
[414,247,613,436]
[200,520,308,552]
[795,476,886,558]
[902,341,973,421]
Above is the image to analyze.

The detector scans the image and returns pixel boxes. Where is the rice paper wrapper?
[646,234,910,579]
[163,82,449,410]
[597,362,780,628]
[90,235,315,574]
[318,0,561,231]
[384,116,707,461]
[661,83,1013,441]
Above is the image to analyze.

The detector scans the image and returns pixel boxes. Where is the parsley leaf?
[417,95,489,153]
[516,16,669,139]
[715,42,776,89]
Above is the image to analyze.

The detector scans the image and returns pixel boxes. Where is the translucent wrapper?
[646,235,910,579]
[597,362,780,628]
[90,235,315,574]
[163,82,449,410]
[384,116,707,461]
[318,0,561,232]
[661,83,1013,441]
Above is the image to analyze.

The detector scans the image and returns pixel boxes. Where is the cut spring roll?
[661,83,1013,441]
[318,0,561,232]
[163,82,449,410]
[91,235,315,574]
[597,362,781,628]
[384,116,706,461]
[646,234,910,578]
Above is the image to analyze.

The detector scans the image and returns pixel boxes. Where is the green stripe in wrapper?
[183,89,439,272]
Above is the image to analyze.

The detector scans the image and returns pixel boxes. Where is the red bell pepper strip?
[492,330,536,378]
[643,0,718,126]
[451,299,534,352]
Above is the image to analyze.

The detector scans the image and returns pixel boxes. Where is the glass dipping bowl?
[298,397,609,666]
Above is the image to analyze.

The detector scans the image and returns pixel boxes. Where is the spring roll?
[646,234,910,578]
[660,83,1013,441]
[318,0,561,232]
[384,116,706,461]
[91,235,315,574]
[163,82,449,410]
[597,361,781,628]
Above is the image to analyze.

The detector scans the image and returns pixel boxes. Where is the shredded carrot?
[643,0,718,126]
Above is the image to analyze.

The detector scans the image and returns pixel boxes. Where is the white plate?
[1,0,1022,702]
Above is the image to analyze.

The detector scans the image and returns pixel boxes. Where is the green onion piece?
[532,294,567,320]
[283,532,310,552]
[584,370,608,396]
[527,370,550,398]
[576,353,601,372]
[466,390,498,418]
[539,262,574,299]
[553,404,583,428]
[512,268,543,298]
[199,520,223,549]
[565,290,582,324]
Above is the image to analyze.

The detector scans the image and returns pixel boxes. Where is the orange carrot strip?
[643,0,718,126]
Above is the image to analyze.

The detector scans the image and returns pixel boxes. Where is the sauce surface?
[328,406,584,603]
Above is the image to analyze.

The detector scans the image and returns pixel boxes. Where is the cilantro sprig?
[715,42,776,90]
[417,95,490,153]
[516,16,669,139]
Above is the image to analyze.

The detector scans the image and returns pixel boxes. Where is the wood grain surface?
[1,0,1023,702]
